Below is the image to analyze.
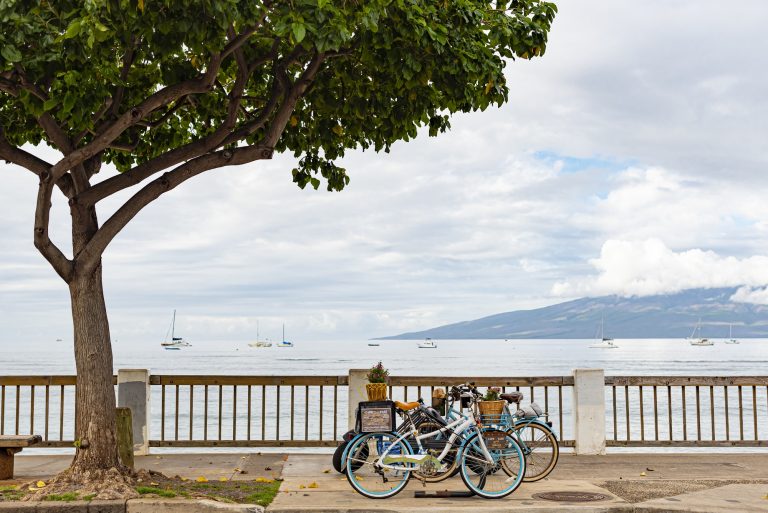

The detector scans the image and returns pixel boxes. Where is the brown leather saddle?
[500,391,523,404]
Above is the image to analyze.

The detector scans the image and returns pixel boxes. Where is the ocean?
[3,338,766,376]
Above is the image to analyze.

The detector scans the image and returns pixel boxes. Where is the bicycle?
[481,390,560,482]
[344,396,526,499]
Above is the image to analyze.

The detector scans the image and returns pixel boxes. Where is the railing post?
[347,369,368,432]
[117,369,150,456]
[573,368,606,455]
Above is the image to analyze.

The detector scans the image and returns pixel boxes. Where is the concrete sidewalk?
[6,452,768,512]
[271,453,768,512]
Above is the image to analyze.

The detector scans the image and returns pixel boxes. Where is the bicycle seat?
[501,392,523,404]
[394,401,420,411]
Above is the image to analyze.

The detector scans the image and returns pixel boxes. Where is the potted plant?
[366,362,389,401]
[477,386,505,417]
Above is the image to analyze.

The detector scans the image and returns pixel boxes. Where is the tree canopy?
[1,0,556,195]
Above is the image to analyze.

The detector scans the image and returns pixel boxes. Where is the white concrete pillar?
[572,368,606,455]
[347,369,369,432]
[117,369,150,455]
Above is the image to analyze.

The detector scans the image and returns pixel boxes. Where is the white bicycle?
[345,396,526,499]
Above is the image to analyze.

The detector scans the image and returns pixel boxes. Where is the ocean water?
[3,338,767,376]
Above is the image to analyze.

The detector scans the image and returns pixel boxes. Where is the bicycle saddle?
[394,401,420,411]
[501,392,523,403]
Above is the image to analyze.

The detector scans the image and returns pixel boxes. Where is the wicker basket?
[477,400,505,416]
[366,382,388,401]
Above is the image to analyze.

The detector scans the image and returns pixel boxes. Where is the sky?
[2,0,768,347]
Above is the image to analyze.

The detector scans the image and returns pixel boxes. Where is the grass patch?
[0,485,25,501]
[134,477,282,506]
[136,486,177,498]
[244,480,282,507]
[43,492,80,502]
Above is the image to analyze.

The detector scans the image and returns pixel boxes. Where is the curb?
[0,500,264,513]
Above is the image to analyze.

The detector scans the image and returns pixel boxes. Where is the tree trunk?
[68,264,120,472]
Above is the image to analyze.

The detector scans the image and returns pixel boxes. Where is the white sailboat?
[725,323,740,344]
[161,310,191,349]
[418,337,437,349]
[589,317,618,348]
[688,319,714,346]
[276,324,294,348]
[248,321,272,348]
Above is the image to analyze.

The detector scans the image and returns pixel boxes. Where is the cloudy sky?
[2,0,768,346]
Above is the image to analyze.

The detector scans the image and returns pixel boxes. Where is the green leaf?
[43,98,59,112]
[292,23,306,43]
[1,45,22,63]
[63,19,81,39]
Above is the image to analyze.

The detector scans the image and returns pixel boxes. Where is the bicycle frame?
[374,411,494,472]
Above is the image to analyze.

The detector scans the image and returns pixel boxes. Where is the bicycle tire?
[506,421,559,482]
[345,432,412,499]
[458,430,525,499]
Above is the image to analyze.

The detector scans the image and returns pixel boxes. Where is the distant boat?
[688,318,714,346]
[590,317,618,349]
[248,321,272,348]
[368,343,380,347]
[418,338,437,349]
[725,323,740,344]
[161,310,191,348]
[276,324,294,348]
[55,338,62,342]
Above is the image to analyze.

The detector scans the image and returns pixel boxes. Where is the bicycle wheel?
[458,430,525,499]
[410,421,458,483]
[507,421,559,482]
[345,432,413,499]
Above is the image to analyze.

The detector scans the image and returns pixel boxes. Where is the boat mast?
[172,309,176,339]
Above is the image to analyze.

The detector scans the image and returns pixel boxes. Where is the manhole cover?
[533,491,610,502]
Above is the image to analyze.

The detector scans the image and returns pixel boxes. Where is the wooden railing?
[386,376,574,447]
[2,373,767,450]
[606,376,768,446]
[0,375,116,448]
[149,375,348,447]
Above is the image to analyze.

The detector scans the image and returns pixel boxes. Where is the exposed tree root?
[21,467,164,501]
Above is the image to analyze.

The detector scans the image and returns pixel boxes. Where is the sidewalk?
[7,452,768,512]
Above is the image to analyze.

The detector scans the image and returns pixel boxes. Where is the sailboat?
[248,321,272,348]
[725,323,740,344]
[589,317,618,348]
[276,324,294,348]
[688,318,714,346]
[161,310,191,349]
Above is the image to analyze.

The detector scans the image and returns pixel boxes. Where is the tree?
[0,0,556,479]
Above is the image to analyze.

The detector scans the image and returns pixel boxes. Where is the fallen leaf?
[646,467,655,471]
[196,476,208,483]
[308,482,318,489]
[233,468,241,472]
[323,469,331,474]
[255,477,274,483]
[264,466,272,471]
[150,482,159,486]
[219,477,228,482]
[640,472,646,477]
[36,481,46,488]
[299,485,306,489]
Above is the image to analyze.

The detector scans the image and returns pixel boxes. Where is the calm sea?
[3,338,767,376]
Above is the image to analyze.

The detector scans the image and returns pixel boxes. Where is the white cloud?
[553,239,768,298]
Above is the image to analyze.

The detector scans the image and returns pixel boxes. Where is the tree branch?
[78,48,253,206]
[49,53,224,183]
[76,144,273,275]
[34,172,74,281]
[0,129,75,197]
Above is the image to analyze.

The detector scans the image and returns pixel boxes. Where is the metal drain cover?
[533,491,610,502]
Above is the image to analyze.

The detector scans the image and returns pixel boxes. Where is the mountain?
[377,287,768,339]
